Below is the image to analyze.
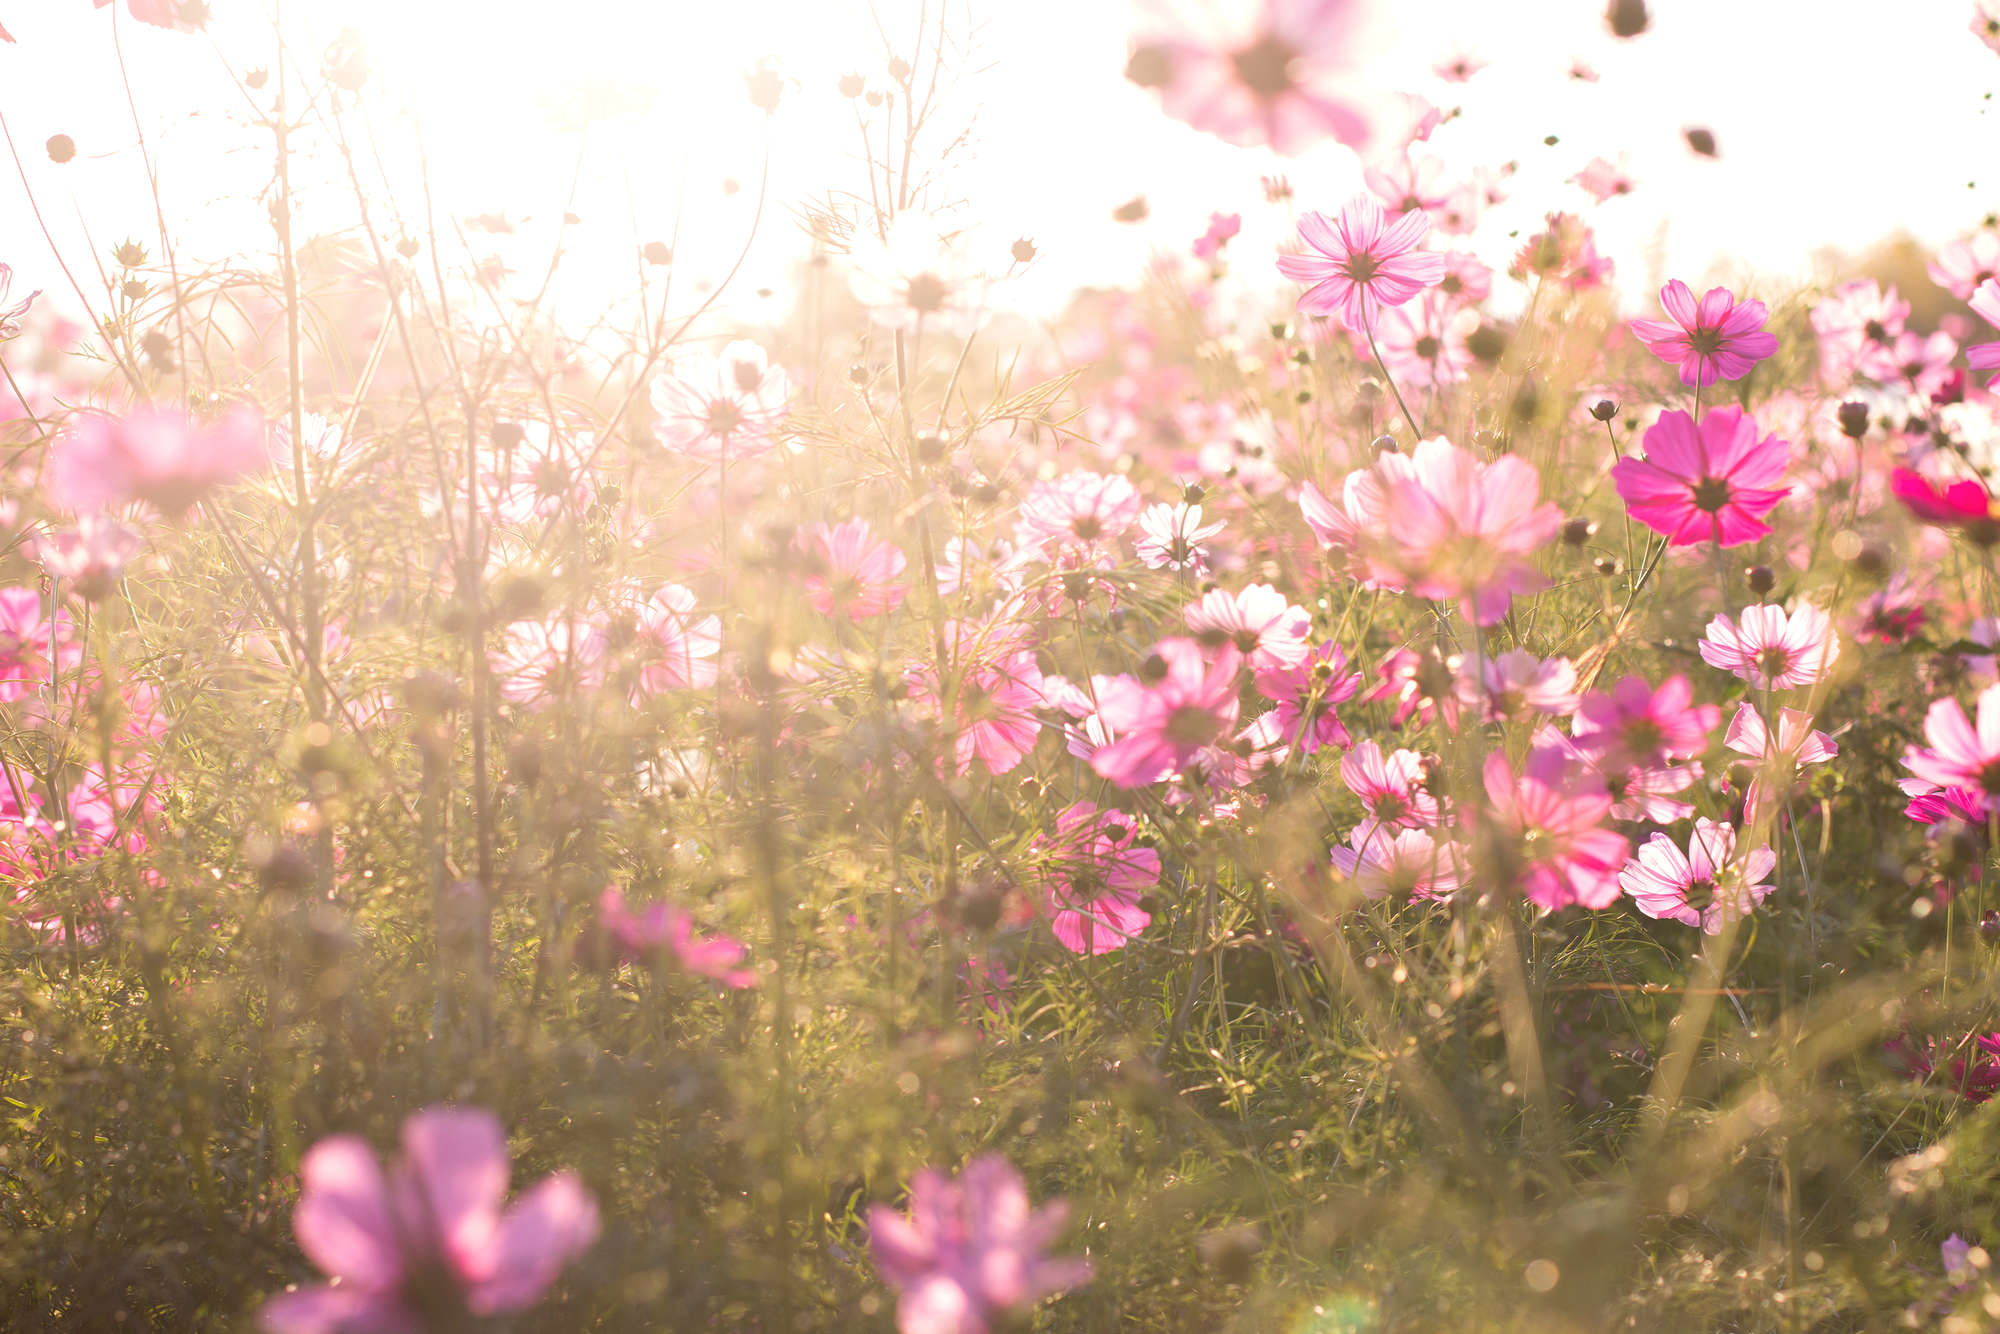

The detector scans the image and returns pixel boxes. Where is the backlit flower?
[1699,602,1840,690]
[1630,280,1777,387]
[1611,407,1789,546]
[1277,193,1445,334]
[1619,818,1776,933]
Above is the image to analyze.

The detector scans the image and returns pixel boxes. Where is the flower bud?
[1685,126,1718,157]
[1837,400,1870,439]
[1562,517,1596,546]
[1606,0,1649,38]
[1124,43,1174,88]
[46,134,75,164]
[837,73,865,97]
[744,65,784,113]
[1011,237,1037,263]
[1590,398,1619,422]
[1744,564,1776,594]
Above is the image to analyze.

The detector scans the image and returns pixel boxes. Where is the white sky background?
[2,0,1998,341]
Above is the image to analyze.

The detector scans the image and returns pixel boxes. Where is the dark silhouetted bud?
[395,236,419,259]
[642,240,673,266]
[245,67,269,90]
[1685,127,1718,157]
[1982,909,2000,944]
[113,240,149,268]
[1594,557,1620,577]
[1125,43,1174,88]
[1590,398,1619,422]
[1011,237,1037,263]
[1139,652,1169,684]
[1198,1224,1265,1285]
[838,72,865,98]
[1371,434,1398,455]
[1466,323,1507,364]
[1838,400,1870,439]
[1745,564,1776,594]
[1606,0,1649,37]
[973,480,1000,505]
[1562,517,1596,546]
[1112,196,1149,224]
[1851,542,1889,578]
[46,134,75,164]
[324,32,368,91]
[255,840,313,895]
[1182,482,1205,504]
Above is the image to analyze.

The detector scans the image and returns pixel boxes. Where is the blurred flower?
[1725,703,1837,827]
[1611,407,1789,547]
[847,215,986,334]
[0,264,39,340]
[1699,602,1840,689]
[1035,800,1159,954]
[867,1154,1091,1334]
[1277,193,1445,334]
[1331,823,1464,899]
[32,516,142,600]
[1089,639,1242,788]
[1433,50,1486,82]
[632,585,720,692]
[1015,470,1142,552]
[651,340,790,464]
[1192,212,1241,261]
[1572,674,1718,771]
[51,404,272,517]
[1631,281,1777,387]
[1129,0,1377,155]
[260,1107,597,1334]
[800,519,907,618]
[1254,640,1360,754]
[1569,155,1635,203]
[1903,681,2000,816]
[598,886,757,987]
[1479,744,1628,911]
[1620,818,1775,932]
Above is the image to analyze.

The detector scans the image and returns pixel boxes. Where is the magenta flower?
[1572,674,1718,771]
[1630,280,1778,387]
[801,519,908,618]
[1192,212,1241,261]
[1891,466,1999,539]
[1253,640,1360,755]
[52,404,272,517]
[259,1106,599,1334]
[1619,818,1776,933]
[1276,193,1446,333]
[867,1154,1091,1334]
[1035,801,1159,955]
[597,886,757,987]
[650,340,789,464]
[1129,0,1376,155]
[1478,745,1629,911]
[1461,649,1578,723]
[1339,739,1441,828]
[1331,823,1465,900]
[1569,155,1636,204]
[1699,602,1840,690]
[1089,639,1242,788]
[1810,278,1908,385]
[1184,582,1310,673]
[1611,407,1789,547]
[1903,682,2000,816]
[0,586,55,702]
[949,653,1047,778]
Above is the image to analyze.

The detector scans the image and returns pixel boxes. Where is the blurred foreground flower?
[0,263,39,340]
[598,886,757,987]
[259,1106,598,1333]
[51,404,272,517]
[868,1154,1091,1334]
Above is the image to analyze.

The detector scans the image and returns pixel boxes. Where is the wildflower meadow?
[10,0,2000,1329]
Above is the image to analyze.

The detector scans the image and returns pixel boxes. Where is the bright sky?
[2,0,1997,337]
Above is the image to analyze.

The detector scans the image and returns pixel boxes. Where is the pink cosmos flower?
[1630,280,1778,387]
[1036,801,1159,955]
[1569,155,1635,204]
[1611,407,1789,547]
[1572,674,1718,771]
[946,652,1047,777]
[1478,745,1629,911]
[867,1154,1092,1334]
[31,516,142,601]
[651,340,790,464]
[1725,703,1837,828]
[801,519,908,618]
[1364,152,1454,221]
[1932,232,2000,300]
[1128,0,1376,155]
[1903,682,2000,815]
[0,264,39,340]
[1461,649,1578,723]
[1370,293,1478,389]
[258,1106,599,1334]
[847,215,987,334]
[492,615,609,707]
[0,585,55,702]
[1966,278,2000,387]
[1890,466,2000,540]
[1135,501,1223,571]
[1184,582,1310,673]
[1339,739,1440,828]
[1330,823,1465,899]
[1253,640,1360,755]
[52,404,272,516]
[597,886,757,987]
[1089,639,1243,788]
[1433,51,1486,82]
[1015,470,1142,552]
[1361,646,1458,730]
[96,0,187,28]
[1363,436,1564,625]
[1699,602,1840,690]
[1619,818,1776,933]
[1511,212,1614,290]
[1435,249,1493,303]
[1810,278,1908,385]
[632,585,720,692]
[1192,212,1241,261]
[1277,193,1446,334]
[1976,1,2000,54]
